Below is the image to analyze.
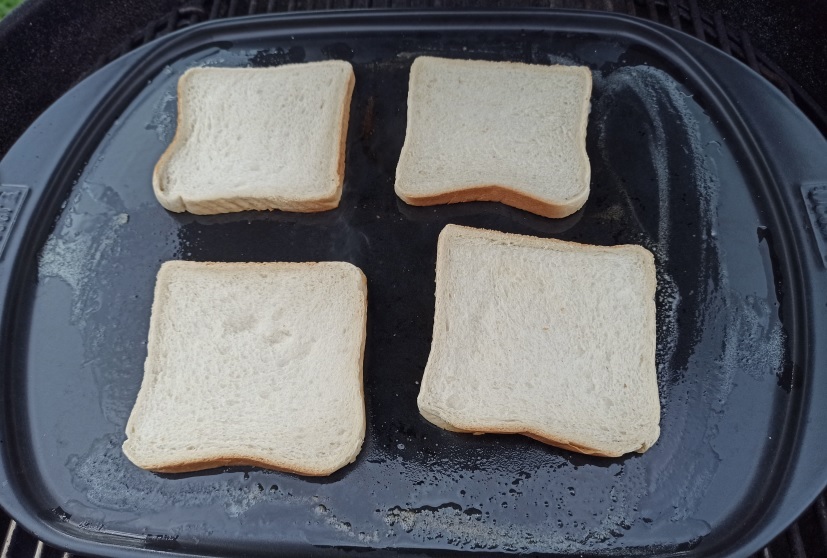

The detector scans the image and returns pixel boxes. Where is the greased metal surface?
[0,11,824,558]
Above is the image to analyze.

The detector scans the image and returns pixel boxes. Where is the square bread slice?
[417,225,659,457]
[123,261,367,475]
[153,61,355,215]
[395,57,592,219]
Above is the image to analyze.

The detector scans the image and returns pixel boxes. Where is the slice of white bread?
[417,225,659,457]
[395,57,592,219]
[122,260,367,475]
[153,61,355,215]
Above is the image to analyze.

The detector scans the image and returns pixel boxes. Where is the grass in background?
[0,0,24,19]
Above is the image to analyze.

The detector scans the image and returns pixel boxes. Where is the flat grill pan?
[0,10,825,558]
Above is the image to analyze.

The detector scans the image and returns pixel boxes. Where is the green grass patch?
[0,0,25,19]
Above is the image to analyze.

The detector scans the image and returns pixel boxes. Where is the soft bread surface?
[395,57,592,218]
[417,225,660,457]
[153,62,355,215]
[123,261,367,475]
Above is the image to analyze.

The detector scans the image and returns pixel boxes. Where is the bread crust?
[137,454,354,476]
[397,182,589,219]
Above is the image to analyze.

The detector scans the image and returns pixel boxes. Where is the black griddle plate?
[0,10,826,558]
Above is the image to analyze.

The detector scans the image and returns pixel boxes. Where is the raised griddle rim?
[0,8,824,558]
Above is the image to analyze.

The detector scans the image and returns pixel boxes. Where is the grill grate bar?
[210,0,222,19]
[164,9,178,34]
[687,0,704,40]
[667,0,681,30]
[178,1,207,25]
[818,494,827,543]
[713,10,731,54]
[787,522,807,558]
[142,21,156,44]
[1,520,16,558]
[646,0,659,21]
[754,49,826,123]
[740,29,760,71]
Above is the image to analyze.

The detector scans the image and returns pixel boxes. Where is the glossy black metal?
[0,9,825,558]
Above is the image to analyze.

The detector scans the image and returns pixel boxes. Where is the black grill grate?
[4,1,827,557]
[89,0,827,138]
[0,518,70,558]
